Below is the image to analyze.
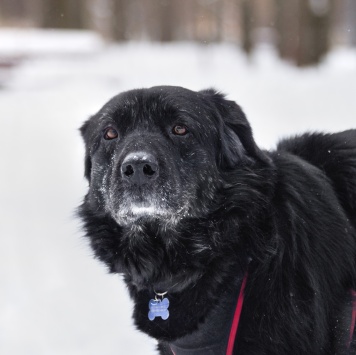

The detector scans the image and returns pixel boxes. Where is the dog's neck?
[126,255,248,344]
[116,213,257,343]
[168,272,247,355]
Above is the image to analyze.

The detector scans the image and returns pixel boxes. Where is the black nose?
[121,152,159,185]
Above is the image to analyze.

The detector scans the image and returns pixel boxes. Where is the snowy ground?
[0,29,355,355]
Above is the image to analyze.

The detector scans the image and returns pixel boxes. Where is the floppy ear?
[79,120,92,181]
[200,89,270,167]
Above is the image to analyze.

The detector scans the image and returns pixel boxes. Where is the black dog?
[79,86,356,354]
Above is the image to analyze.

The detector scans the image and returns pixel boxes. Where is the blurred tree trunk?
[189,0,200,40]
[206,0,224,42]
[350,0,356,46]
[240,0,254,54]
[112,0,128,41]
[344,0,356,46]
[41,0,85,29]
[276,0,333,66]
[157,0,176,42]
[275,0,299,61]
[0,0,26,19]
[214,0,223,42]
[298,0,332,66]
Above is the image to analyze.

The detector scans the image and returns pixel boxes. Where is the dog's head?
[80,86,269,228]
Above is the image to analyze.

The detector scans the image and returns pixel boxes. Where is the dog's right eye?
[172,125,188,136]
[103,127,118,140]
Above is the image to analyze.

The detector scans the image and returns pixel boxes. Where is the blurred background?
[1,0,356,65]
[0,1,355,355]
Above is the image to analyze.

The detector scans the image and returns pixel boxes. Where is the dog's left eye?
[172,125,188,136]
[103,127,118,140]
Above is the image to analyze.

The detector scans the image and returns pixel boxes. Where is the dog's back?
[277,130,356,229]
[278,130,356,298]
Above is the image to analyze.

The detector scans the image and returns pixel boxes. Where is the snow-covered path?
[0,30,355,355]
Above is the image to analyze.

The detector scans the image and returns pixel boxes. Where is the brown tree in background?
[240,0,254,55]
[0,0,26,23]
[112,0,128,41]
[336,0,356,46]
[276,0,333,66]
[0,0,352,67]
[156,0,176,42]
[41,0,85,29]
[194,0,224,43]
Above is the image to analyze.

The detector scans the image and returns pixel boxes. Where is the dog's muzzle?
[121,152,159,186]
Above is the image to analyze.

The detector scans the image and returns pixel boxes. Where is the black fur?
[78,86,356,354]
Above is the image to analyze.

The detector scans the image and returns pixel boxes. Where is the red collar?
[349,290,356,348]
[226,272,248,355]
[170,273,248,355]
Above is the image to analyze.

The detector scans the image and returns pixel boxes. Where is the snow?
[0,28,103,56]
[0,29,355,355]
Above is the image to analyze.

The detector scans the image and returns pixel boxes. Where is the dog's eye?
[103,127,118,140]
[172,125,188,136]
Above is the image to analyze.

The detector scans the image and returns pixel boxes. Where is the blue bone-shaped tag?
[148,298,170,321]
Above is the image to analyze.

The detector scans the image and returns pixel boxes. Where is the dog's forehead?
[98,86,210,127]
